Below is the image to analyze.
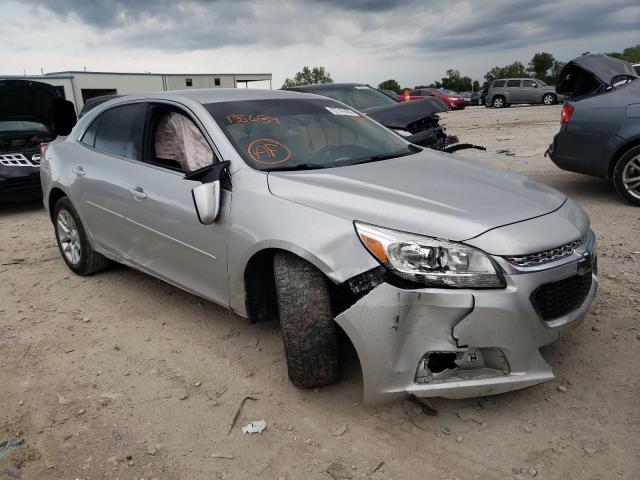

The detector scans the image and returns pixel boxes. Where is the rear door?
[115,101,230,306]
[505,79,522,103]
[70,102,147,259]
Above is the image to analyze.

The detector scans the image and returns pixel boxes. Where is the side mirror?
[192,181,220,225]
[186,160,231,225]
[52,98,77,136]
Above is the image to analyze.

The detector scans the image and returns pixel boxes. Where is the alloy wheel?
[543,94,554,105]
[622,154,640,200]
[56,209,82,265]
[493,97,504,108]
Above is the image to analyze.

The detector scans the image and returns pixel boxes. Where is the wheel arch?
[608,137,640,179]
[48,187,68,222]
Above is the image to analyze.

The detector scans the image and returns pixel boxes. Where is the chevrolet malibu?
[41,89,597,403]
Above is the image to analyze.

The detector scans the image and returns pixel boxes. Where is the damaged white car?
[41,89,597,403]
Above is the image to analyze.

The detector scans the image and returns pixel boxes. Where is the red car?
[397,88,467,110]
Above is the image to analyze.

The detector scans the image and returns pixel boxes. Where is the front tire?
[492,96,505,108]
[613,146,640,206]
[273,252,340,388]
[542,93,556,105]
[54,197,111,275]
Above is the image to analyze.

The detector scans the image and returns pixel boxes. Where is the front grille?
[530,266,593,321]
[506,236,585,267]
[0,153,40,167]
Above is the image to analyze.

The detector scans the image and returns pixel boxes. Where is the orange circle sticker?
[247,138,291,164]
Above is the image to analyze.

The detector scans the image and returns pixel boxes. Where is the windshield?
[0,120,49,132]
[438,89,458,95]
[310,86,398,110]
[205,98,416,171]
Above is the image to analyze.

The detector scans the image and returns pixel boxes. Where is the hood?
[557,55,637,96]
[0,80,56,127]
[268,151,566,242]
[362,97,448,129]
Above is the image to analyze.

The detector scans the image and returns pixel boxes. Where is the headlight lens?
[355,222,505,288]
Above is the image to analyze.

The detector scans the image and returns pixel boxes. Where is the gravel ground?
[1,104,638,480]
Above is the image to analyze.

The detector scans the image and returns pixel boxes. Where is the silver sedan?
[41,89,597,403]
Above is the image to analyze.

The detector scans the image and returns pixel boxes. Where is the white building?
[0,70,272,113]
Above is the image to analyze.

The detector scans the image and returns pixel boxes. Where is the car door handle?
[129,186,147,200]
[72,166,85,176]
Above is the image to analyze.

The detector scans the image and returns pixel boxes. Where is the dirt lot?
[1,105,638,480]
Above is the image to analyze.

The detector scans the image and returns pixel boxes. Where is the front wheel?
[613,146,640,206]
[54,197,111,275]
[273,252,340,388]
[542,93,556,105]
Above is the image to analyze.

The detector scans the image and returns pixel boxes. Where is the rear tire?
[612,146,640,206]
[273,252,340,388]
[542,93,556,105]
[53,197,111,275]
[492,96,505,108]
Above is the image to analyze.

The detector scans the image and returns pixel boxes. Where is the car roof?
[111,88,320,105]
[285,83,366,91]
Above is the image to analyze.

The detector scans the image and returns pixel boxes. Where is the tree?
[483,61,529,86]
[606,44,640,63]
[282,66,333,88]
[528,52,556,82]
[472,80,481,91]
[549,60,566,84]
[378,79,402,94]
[427,69,473,92]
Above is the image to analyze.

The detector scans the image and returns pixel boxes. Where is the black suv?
[0,80,75,202]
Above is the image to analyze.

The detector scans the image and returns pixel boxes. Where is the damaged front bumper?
[335,233,597,404]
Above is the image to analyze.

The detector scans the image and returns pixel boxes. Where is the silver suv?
[486,78,564,108]
[41,89,596,403]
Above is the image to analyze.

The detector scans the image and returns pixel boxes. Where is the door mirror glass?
[192,180,220,225]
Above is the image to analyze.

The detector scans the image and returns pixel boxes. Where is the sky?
[2,0,639,88]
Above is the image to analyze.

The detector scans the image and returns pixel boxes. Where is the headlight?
[355,222,505,288]
[393,129,412,137]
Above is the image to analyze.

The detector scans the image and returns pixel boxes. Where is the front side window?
[506,80,521,87]
[311,86,397,110]
[88,103,146,160]
[205,98,416,171]
[522,80,537,88]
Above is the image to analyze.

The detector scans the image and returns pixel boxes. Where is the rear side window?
[492,80,506,88]
[80,120,98,147]
[506,80,521,87]
[91,103,147,160]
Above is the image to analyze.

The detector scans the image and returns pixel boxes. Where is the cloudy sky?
[2,0,639,88]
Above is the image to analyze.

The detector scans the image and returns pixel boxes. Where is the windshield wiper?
[266,163,330,172]
[339,145,422,167]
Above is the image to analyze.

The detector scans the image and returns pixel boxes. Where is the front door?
[118,102,230,306]
[520,79,540,103]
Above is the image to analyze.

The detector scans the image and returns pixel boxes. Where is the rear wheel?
[273,252,340,388]
[542,93,556,105]
[54,197,111,275]
[492,96,505,108]
[613,146,640,206]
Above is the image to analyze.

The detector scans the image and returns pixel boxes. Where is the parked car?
[547,54,640,205]
[0,79,75,202]
[379,88,398,98]
[42,88,597,403]
[409,87,467,110]
[285,83,455,151]
[78,94,122,118]
[460,91,481,106]
[486,78,564,108]
[479,88,487,106]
